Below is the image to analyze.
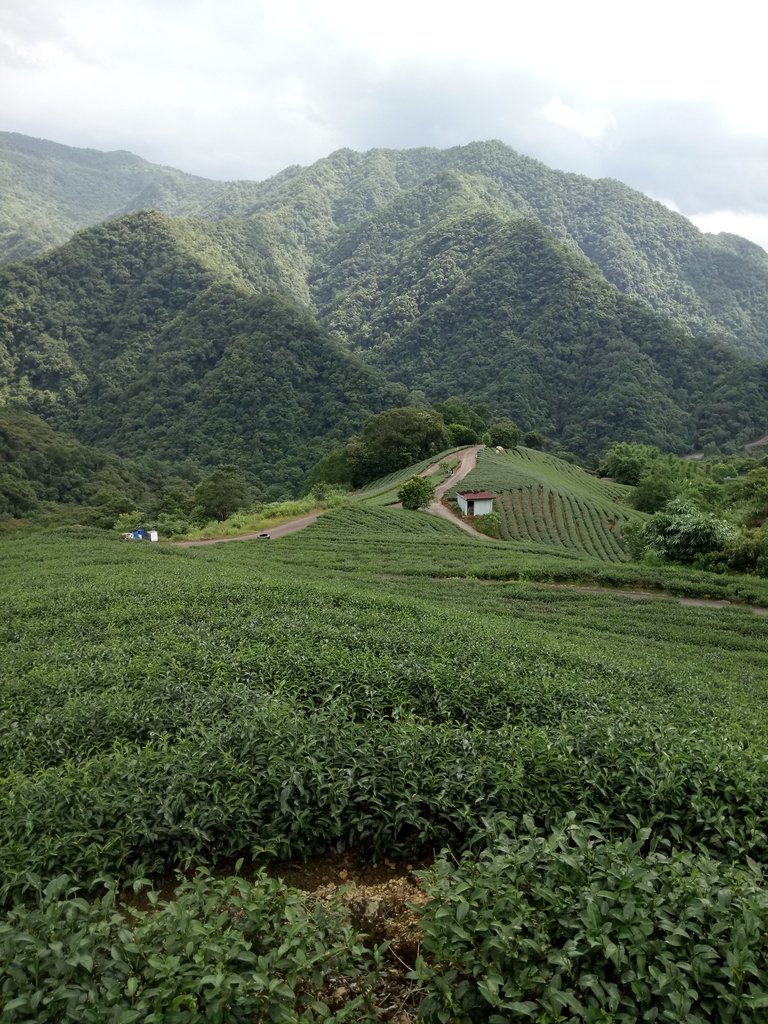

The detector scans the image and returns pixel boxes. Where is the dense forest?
[1,133,768,511]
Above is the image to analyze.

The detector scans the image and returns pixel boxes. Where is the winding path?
[423,444,494,540]
[172,446,487,549]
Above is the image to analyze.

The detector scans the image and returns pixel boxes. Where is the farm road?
[173,512,322,548]
[173,445,488,549]
[423,444,494,540]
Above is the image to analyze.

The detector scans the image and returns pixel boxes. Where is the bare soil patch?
[271,848,432,1021]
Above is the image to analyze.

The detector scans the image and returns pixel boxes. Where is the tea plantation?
[455,447,638,561]
[2,512,768,1021]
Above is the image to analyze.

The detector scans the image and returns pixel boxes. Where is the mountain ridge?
[4,133,768,355]
[1,132,767,496]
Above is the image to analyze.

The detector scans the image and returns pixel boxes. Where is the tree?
[398,475,435,510]
[642,499,736,563]
[347,408,450,487]
[523,430,544,450]
[632,468,681,513]
[489,418,521,448]
[433,397,488,434]
[447,423,479,446]
[598,442,660,485]
[194,465,249,522]
[301,446,352,493]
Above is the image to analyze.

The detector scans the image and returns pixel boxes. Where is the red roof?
[459,491,495,500]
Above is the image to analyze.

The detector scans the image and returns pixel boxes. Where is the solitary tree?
[194,465,249,522]
[489,418,521,448]
[398,475,435,510]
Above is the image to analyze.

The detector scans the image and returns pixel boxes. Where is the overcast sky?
[3,0,768,249]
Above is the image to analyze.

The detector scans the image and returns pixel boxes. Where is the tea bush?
[0,870,382,1023]
[415,820,768,1023]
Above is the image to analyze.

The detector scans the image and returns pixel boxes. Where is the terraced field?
[455,447,639,561]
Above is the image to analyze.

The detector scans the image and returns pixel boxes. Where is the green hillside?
[456,447,638,562]
[5,135,768,358]
[0,408,186,524]
[2,206,766,477]
[352,445,464,504]
[329,211,768,453]
[0,211,405,495]
[3,134,768,495]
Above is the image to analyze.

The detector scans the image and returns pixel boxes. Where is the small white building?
[456,490,495,517]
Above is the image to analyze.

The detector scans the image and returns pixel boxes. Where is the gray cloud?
[2,0,767,248]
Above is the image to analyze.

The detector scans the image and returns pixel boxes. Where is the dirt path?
[173,512,322,548]
[485,580,768,617]
[175,447,487,549]
[426,444,493,539]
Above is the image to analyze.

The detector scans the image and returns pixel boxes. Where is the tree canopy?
[346,408,450,487]
[194,465,250,522]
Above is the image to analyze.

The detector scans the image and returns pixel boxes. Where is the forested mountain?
[5,134,768,355]
[1,133,768,500]
[0,211,404,495]
[320,207,768,453]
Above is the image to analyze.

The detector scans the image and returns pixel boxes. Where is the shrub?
[643,499,736,563]
[472,511,501,538]
[0,870,382,1023]
[398,475,436,510]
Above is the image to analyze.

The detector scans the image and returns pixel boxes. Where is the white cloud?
[1,0,768,245]
[689,211,768,253]
[539,98,615,143]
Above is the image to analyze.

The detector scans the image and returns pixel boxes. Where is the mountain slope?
[318,208,768,452]
[0,211,404,494]
[4,135,768,358]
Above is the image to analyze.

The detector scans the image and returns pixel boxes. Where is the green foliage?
[194,465,250,522]
[432,397,488,434]
[415,821,768,1023]
[0,870,381,1023]
[302,446,353,492]
[397,474,435,510]
[4,136,768,489]
[350,446,459,505]
[472,510,501,538]
[700,524,768,577]
[0,408,172,524]
[3,509,768,1013]
[598,441,662,485]
[643,499,737,563]
[345,407,449,487]
[488,418,521,448]
[0,214,405,495]
[632,465,683,512]
[522,429,544,449]
[446,422,479,446]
